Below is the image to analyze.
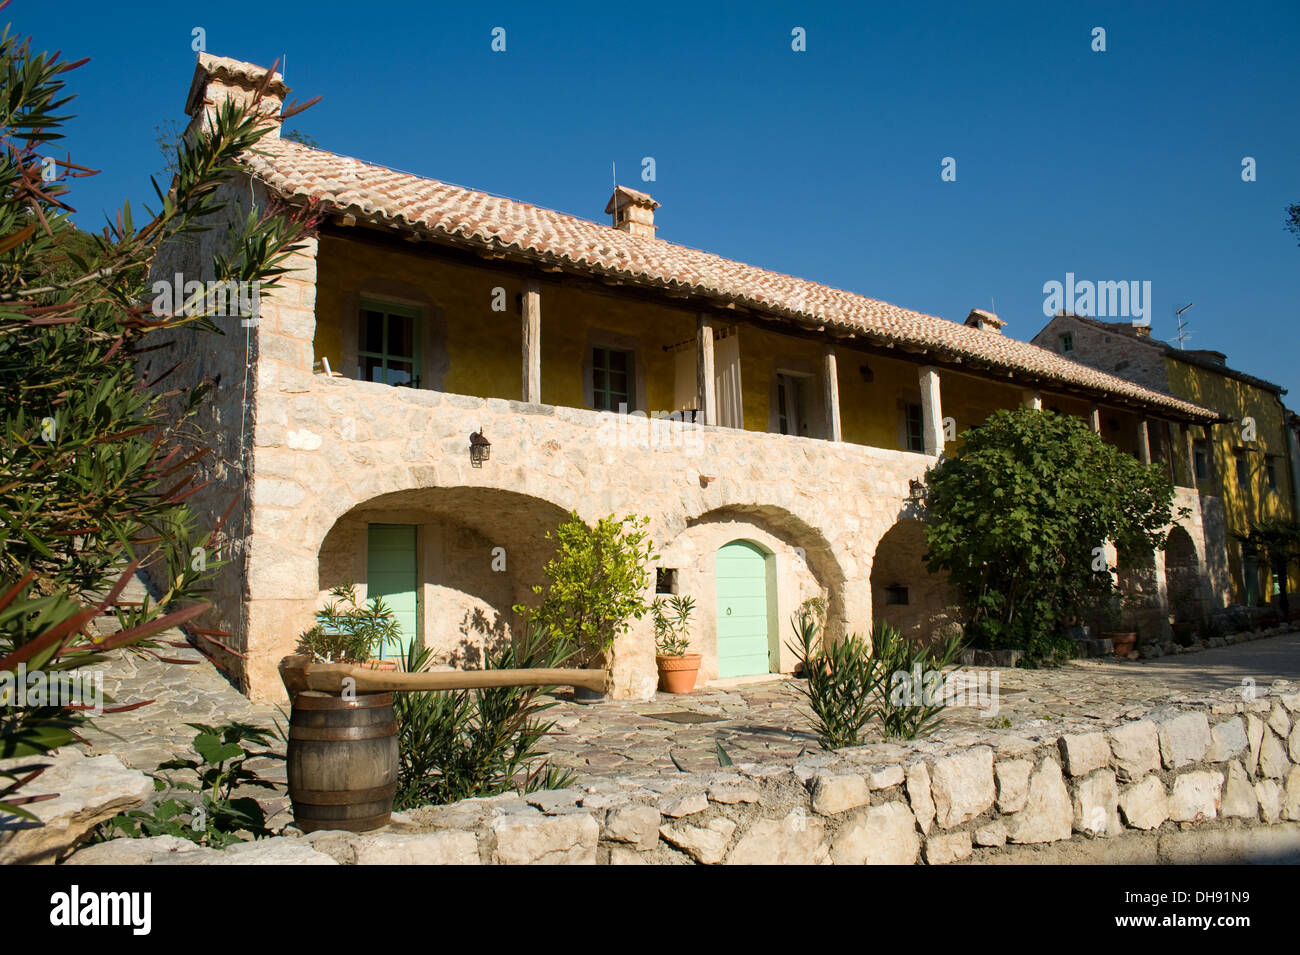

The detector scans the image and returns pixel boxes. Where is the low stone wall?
[68,680,1300,865]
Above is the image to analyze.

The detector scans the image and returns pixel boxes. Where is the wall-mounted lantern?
[470,426,491,468]
[859,363,874,383]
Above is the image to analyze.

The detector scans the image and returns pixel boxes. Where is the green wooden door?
[715,540,771,678]
[366,524,418,660]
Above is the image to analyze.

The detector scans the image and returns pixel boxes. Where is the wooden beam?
[280,655,607,696]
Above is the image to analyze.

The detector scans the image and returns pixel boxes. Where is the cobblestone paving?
[542,628,1300,777]
[78,626,1300,790]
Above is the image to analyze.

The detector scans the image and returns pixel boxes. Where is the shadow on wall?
[870,518,958,645]
[448,606,510,669]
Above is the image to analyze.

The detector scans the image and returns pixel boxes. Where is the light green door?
[366,524,418,660]
[716,540,771,678]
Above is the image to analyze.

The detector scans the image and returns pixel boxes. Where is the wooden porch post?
[696,314,716,426]
[822,343,842,442]
[521,282,541,404]
[919,365,943,456]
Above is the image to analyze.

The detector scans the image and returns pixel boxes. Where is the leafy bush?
[923,409,1180,664]
[0,25,315,816]
[97,722,283,848]
[392,625,577,809]
[515,512,657,667]
[296,583,404,663]
[652,594,695,656]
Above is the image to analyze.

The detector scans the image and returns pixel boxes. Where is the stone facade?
[152,60,1229,704]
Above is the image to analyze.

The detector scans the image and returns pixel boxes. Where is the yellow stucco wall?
[1166,356,1299,602]
[311,234,1227,490]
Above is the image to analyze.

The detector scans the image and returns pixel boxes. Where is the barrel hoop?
[289,722,399,742]
[290,784,396,806]
[293,692,394,710]
[294,812,392,833]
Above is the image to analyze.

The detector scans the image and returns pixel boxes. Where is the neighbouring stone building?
[1033,314,1299,610]
[153,55,1233,704]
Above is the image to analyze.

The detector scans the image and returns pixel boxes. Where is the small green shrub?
[514,512,657,667]
[652,594,696,656]
[97,722,283,848]
[392,625,577,809]
[296,582,404,663]
[788,614,966,748]
[786,610,883,750]
[873,622,963,740]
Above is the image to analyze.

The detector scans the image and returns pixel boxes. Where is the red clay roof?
[242,137,1222,422]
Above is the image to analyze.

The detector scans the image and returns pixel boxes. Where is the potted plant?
[1097,597,1137,657]
[653,595,700,693]
[297,582,406,670]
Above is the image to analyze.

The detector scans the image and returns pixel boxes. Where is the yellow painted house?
[157,56,1235,701]
[1034,315,1299,608]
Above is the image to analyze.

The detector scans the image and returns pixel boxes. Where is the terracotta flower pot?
[359,658,400,672]
[1103,632,1137,656]
[657,653,702,694]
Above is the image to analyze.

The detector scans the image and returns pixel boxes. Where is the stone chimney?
[965,308,1006,334]
[184,54,287,140]
[605,185,660,238]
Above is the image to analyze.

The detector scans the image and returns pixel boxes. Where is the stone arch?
[1165,524,1202,634]
[659,502,849,679]
[317,485,572,668]
[1117,543,1163,642]
[869,519,959,645]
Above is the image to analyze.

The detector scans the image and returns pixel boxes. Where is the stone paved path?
[77,622,1300,788]
[541,629,1300,777]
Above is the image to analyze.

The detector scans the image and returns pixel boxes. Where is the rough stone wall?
[143,175,265,683]
[243,371,936,702]
[1031,315,1169,392]
[261,681,1300,865]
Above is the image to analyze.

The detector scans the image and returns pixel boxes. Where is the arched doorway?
[870,519,958,644]
[1165,526,1201,639]
[715,540,775,678]
[318,486,570,668]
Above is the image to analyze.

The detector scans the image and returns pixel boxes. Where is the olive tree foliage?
[0,21,317,815]
[921,409,1180,663]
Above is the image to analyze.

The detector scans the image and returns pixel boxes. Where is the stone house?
[1033,314,1299,609]
[154,56,1230,704]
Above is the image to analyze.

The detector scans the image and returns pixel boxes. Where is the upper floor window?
[1266,457,1278,492]
[1193,441,1209,481]
[592,346,633,411]
[904,402,925,453]
[775,372,810,436]
[1058,333,1074,354]
[359,302,420,387]
[1235,452,1249,491]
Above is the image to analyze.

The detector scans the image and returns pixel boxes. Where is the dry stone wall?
[71,680,1300,865]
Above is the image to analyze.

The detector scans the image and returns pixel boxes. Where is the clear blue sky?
[27,0,1300,402]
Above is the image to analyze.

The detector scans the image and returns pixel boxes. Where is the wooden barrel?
[286,690,399,833]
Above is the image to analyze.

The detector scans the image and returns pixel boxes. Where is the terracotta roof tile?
[243,139,1222,422]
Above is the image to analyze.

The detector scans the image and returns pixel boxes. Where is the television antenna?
[1174,302,1194,349]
